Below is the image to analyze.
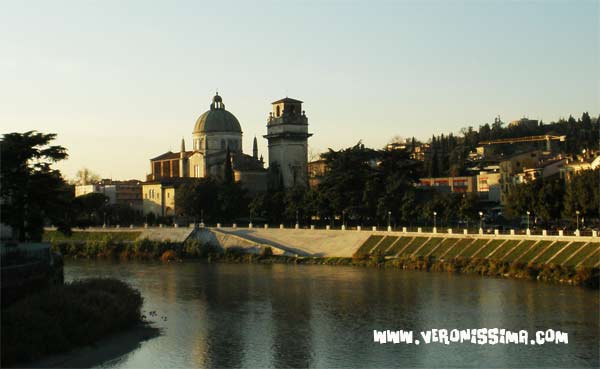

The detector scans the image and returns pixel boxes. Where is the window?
[276,105,280,117]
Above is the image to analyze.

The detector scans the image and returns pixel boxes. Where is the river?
[65,260,599,368]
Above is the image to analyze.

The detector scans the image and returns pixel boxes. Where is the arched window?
[276,105,281,117]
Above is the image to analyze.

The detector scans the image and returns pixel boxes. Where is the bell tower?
[264,97,312,188]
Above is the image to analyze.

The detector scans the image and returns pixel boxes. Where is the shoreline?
[12,323,161,369]
[62,251,600,289]
[214,252,600,288]
[1,279,147,368]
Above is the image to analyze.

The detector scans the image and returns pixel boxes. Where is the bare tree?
[75,168,100,185]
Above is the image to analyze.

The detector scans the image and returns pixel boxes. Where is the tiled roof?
[271,97,303,104]
[150,151,194,161]
[232,153,265,172]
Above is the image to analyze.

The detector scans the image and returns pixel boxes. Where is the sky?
[1,0,598,181]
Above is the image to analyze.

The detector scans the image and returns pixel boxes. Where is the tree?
[223,148,234,184]
[217,182,248,222]
[72,192,109,227]
[1,131,71,241]
[563,169,599,219]
[175,179,220,222]
[503,182,536,220]
[318,142,377,222]
[458,192,480,224]
[74,168,100,185]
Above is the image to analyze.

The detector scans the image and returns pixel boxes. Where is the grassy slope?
[385,237,414,256]
[354,235,599,266]
[43,230,141,242]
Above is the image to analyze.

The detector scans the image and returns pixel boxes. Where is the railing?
[46,224,600,239]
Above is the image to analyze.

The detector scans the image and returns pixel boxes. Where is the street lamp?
[296,209,299,227]
[433,211,437,230]
[342,210,346,229]
[103,198,109,227]
[576,210,580,231]
[526,211,531,232]
[387,211,391,229]
[479,211,483,231]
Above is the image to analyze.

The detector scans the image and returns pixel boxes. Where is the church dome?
[193,93,242,134]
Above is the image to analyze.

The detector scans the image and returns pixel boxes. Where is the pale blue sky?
[1,0,598,180]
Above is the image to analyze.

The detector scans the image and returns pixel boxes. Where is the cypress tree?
[224,148,234,184]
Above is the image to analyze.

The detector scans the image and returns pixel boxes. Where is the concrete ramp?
[192,228,289,255]
[137,227,195,242]
[215,228,373,257]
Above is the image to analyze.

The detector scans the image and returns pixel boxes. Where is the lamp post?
[576,210,580,231]
[433,211,437,231]
[478,211,483,232]
[342,210,346,229]
[526,211,531,232]
[387,211,391,230]
[103,198,109,227]
[201,209,204,225]
[296,209,299,228]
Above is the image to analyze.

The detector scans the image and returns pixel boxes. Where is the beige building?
[515,158,567,183]
[508,118,539,130]
[142,181,182,217]
[560,155,600,181]
[499,150,542,200]
[264,98,312,188]
[308,159,328,188]
[74,180,142,210]
[147,93,267,193]
[476,171,501,202]
[418,176,477,194]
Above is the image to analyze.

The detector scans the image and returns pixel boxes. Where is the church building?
[143,93,311,217]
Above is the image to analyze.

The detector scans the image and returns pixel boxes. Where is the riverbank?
[47,231,599,288]
[14,323,160,369]
[215,249,600,288]
[1,278,145,367]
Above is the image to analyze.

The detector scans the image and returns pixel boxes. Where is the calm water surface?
[66,260,599,368]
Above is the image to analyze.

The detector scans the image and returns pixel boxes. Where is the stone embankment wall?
[210,227,599,267]
[50,226,600,266]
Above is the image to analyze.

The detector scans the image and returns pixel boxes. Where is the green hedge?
[1,278,143,367]
[44,230,141,242]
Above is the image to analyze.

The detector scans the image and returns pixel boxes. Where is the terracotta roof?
[150,151,194,161]
[271,97,303,104]
[142,177,200,187]
[232,153,265,172]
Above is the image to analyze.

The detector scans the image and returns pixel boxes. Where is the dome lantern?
[210,92,224,110]
[194,93,242,134]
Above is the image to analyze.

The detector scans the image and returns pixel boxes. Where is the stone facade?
[142,181,178,217]
[264,98,312,188]
[147,93,267,192]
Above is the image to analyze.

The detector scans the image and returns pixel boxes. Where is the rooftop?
[271,97,303,104]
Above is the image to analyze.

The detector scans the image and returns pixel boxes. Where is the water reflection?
[65,261,599,368]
